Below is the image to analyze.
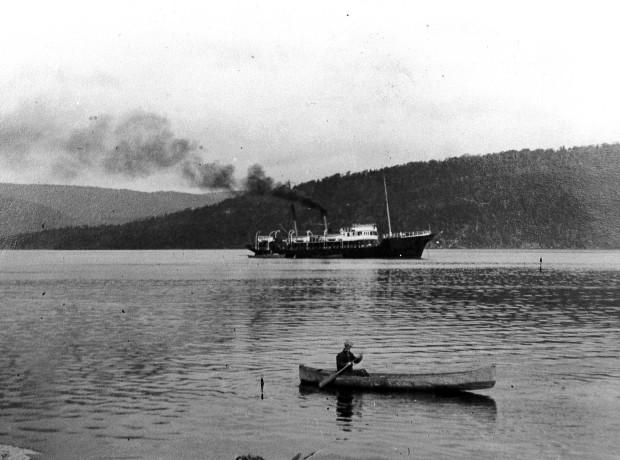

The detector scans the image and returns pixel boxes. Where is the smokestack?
[290,204,298,236]
[322,210,328,236]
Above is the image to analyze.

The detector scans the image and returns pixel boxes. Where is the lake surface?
[1,249,619,459]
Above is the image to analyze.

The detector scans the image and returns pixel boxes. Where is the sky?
[1,0,620,193]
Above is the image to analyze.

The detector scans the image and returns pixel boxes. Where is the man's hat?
[344,339,353,347]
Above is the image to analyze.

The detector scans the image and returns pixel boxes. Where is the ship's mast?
[290,204,298,236]
[383,175,392,237]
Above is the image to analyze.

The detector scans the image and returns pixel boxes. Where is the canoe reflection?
[299,384,497,431]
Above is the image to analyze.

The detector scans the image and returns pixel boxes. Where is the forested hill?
[4,143,620,249]
[0,183,231,236]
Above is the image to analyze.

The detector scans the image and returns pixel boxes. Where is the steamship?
[247,178,435,259]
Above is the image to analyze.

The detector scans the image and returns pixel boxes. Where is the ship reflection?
[299,384,497,432]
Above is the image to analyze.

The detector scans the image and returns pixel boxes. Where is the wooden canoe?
[299,364,496,392]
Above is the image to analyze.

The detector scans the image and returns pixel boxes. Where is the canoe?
[299,364,496,392]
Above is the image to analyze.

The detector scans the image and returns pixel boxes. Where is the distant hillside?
[0,195,78,235]
[4,143,620,249]
[0,183,232,237]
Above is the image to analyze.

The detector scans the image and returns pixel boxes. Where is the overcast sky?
[1,1,619,192]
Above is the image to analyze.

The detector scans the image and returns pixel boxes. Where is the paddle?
[318,361,352,388]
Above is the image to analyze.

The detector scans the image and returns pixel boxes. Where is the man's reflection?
[336,391,361,432]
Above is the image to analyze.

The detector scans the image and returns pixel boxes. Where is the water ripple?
[0,250,619,459]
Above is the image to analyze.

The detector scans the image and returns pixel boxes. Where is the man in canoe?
[336,340,368,376]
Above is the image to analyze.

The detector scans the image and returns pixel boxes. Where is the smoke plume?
[243,163,325,212]
[271,184,326,213]
[101,112,193,176]
[0,102,321,199]
[0,105,237,190]
[244,164,274,194]
[182,161,235,189]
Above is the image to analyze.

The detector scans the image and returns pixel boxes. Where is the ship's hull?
[283,233,434,259]
[245,244,286,258]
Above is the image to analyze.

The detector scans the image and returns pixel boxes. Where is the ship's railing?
[382,230,432,239]
[254,230,280,250]
[288,240,378,250]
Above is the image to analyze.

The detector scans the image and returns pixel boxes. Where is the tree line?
[4,143,619,249]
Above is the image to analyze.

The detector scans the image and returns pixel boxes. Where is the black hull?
[245,244,286,258]
[283,233,434,259]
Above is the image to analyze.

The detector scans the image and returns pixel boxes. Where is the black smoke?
[243,163,325,212]
[0,105,237,190]
[271,184,326,213]
[0,103,322,198]
[182,161,235,189]
[244,164,274,194]
[101,112,193,176]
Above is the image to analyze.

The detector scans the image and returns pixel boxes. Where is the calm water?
[1,249,619,460]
